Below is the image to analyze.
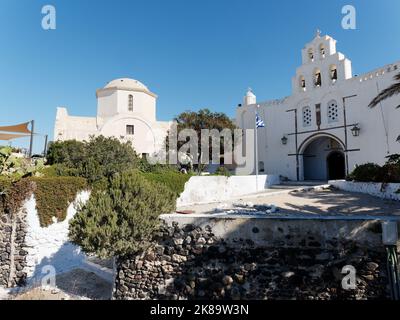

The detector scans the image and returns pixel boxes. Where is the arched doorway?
[327,151,345,180]
[301,135,345,181]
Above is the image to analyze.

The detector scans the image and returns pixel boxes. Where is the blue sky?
[0,0,399,153]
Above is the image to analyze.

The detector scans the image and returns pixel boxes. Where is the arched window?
[308,48,314,62]
[128,94,133,111]
[327,100,339,123]
[314,68,322,87]
[302,106,312,127]
[330,65,338,82]
[319,44,326,58]
[299,75,306,91]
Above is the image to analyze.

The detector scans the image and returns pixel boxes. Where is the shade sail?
[0,122,31,134]
[0,133,29,141]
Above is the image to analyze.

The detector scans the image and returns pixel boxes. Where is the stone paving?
[177,185,400,218]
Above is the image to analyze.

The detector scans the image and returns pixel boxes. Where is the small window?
[328,100,339,123]
[126,125,134,135]
[128,95,133,111]
[302,106,312,127]
[142,153,148,159]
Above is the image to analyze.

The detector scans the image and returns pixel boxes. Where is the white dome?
[104,78,149,91]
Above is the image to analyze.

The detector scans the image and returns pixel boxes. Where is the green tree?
[68,170,176,258]
[174,109,237,172]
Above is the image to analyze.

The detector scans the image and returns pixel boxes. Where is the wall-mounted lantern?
[396,135,400,143]
[281,135,288,145]
[351,124,360,137]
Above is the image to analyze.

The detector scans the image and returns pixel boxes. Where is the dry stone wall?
[114,222,390,300]
[0,210,28,287]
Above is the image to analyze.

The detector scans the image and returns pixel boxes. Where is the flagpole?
[255,105,259,192]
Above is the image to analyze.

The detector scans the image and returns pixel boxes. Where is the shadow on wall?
[29,243,85,285]
[114,217,390,300]
[27,241,113,300]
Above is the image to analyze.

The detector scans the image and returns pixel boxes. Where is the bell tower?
[292,31,353,95]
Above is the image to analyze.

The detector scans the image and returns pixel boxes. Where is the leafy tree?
[174,109,237,172]
[69,170,176,258]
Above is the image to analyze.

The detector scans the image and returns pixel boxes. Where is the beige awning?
[0,133,29,141]
[0,122,31,134]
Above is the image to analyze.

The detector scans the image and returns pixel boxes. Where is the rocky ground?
[0,268,112,300]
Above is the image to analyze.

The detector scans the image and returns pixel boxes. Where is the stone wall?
[0,209,28,288]
[114,221,391,300]
[0,191,94,289]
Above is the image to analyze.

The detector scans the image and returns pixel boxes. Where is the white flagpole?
[255,105,259,192]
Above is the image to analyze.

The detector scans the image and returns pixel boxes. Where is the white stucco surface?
[329,180,400,201]
[176,174,280,206]
[54,77,171,157]
[236,33,400,180]
[23,191,91,283]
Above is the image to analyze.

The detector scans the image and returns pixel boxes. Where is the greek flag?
[255,113,265,128]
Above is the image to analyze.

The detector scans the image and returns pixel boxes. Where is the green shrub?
[30,177,87,227]
[69,170,176,258]
[347,155,400,184]
[141,170,191,197]
[46,136,140,184]
[46,140,86,167]
[37,164,80,178]
[347,163,382,182]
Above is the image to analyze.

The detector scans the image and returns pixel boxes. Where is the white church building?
[236,32,400,181]
[54,78,172,157]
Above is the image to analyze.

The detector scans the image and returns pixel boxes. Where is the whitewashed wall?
[23,191,91,283]
[236,33,400,180]
[329,180,400,201]
[177,174,280,206]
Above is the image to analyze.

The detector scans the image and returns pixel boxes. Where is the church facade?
[54,78,172,157]
[236,33,400,181]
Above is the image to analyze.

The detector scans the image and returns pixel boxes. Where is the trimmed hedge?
[0,178,35,216]
[30,177,87,227]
